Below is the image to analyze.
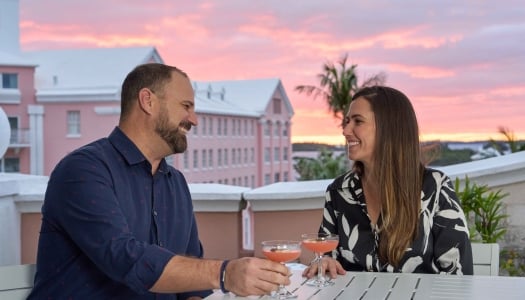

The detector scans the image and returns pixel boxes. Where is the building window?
[208,149,213,168]
[224,119,228,135]
[264,174,271,185]
[251,148,255,163]
[251,175,255,188]
[224,149,228,165]
[282,123,289,137]
[8,116,19,144]
[264,147,271,163]
[264,122,270,136]
[274,147,280,162]
[244,120,248,136]
[273,98,282,114]
[193,150,198,168]
[244,148,248,164]
[218,118,222,135]
[208,117,213,135]
[67,110,81,136]
[202,149,207,168]
[283,147,289,161]
[237,120,241,136]
[183,151,189,169]
[1,73,18,89]
[274,172,280,183]
[218,149,222,167]
[237,148,241,165]
[283,172,289,182]
[274,122,280,136]
[1,157,19,172]
[202,117,207,135]
[232,148,236,165]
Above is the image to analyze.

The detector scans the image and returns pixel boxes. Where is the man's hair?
[120,63,188,121]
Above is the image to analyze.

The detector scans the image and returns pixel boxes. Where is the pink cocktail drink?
[301,233,339,288]
[261,240,302,299]
[262,249,301,263]
[302,239,338,254]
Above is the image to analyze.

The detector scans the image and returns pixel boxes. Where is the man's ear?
[138,88,154,114]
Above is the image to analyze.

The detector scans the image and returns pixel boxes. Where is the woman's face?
[342,97,376,166]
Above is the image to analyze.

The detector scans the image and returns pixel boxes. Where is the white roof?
[24,46,162,92]
[22,46,293,118]
[193,78,294,118]
[0,50,38,67]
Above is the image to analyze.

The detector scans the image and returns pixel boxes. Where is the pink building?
[0,0,294,187]
[0,0,36,174]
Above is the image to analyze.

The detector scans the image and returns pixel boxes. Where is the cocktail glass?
[301,233,339,288]
[261,240,302,299]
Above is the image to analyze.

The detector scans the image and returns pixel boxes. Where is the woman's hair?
[352,86,424,268]
[119,63,187,122]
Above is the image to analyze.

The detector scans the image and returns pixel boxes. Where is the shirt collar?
[108,127,171,174]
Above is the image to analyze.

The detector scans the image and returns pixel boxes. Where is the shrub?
[455,176,508,243]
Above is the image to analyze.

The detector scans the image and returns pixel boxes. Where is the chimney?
[0,0,21,54]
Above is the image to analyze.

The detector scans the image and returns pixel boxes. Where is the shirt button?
[153,210,158,216]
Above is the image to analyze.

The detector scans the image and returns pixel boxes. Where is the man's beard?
[155,109,189,154]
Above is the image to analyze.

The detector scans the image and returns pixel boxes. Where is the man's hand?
[224,257,291,296]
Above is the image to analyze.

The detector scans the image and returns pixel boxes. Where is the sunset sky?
[18,0,525,145]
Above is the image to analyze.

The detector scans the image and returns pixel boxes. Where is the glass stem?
[317,253,323,283]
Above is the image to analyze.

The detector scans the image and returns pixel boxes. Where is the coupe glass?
[301,233,339,288]
[261,240,302,299]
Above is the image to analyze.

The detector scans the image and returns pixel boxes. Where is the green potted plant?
[455,176,508,243]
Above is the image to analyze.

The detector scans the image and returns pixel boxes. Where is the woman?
[304,86,473,278]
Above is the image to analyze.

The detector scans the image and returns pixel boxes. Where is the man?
[28,63,290,299]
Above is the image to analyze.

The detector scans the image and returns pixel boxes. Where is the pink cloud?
[16,0,525,144]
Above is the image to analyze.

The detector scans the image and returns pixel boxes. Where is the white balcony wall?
[1,151,524,266]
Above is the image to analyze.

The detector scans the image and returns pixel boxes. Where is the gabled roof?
[20,46,294,119]
[193,78,294,118]
[0,51,38,67]
[23,46,162,101]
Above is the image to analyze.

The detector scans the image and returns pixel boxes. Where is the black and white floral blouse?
[321,167,473,275]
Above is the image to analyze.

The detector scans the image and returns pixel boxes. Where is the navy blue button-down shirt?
[28,127,212,299]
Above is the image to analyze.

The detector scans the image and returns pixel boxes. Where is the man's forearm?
[150,255,221,293]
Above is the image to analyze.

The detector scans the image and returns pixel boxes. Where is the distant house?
[0,0,294,188]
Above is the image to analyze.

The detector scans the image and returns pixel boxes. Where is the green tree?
[490,126,525,154]
[295,54,386,126]
[293,148,347,180]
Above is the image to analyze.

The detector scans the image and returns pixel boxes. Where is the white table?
[204,269,525,300]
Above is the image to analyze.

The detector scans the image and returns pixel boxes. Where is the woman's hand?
[302,256,346,279]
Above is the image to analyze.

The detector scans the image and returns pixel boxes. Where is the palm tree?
[490,126,525,154]
[295,53,386,126]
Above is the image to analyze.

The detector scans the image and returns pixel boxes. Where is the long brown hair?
[352,86,424,267]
